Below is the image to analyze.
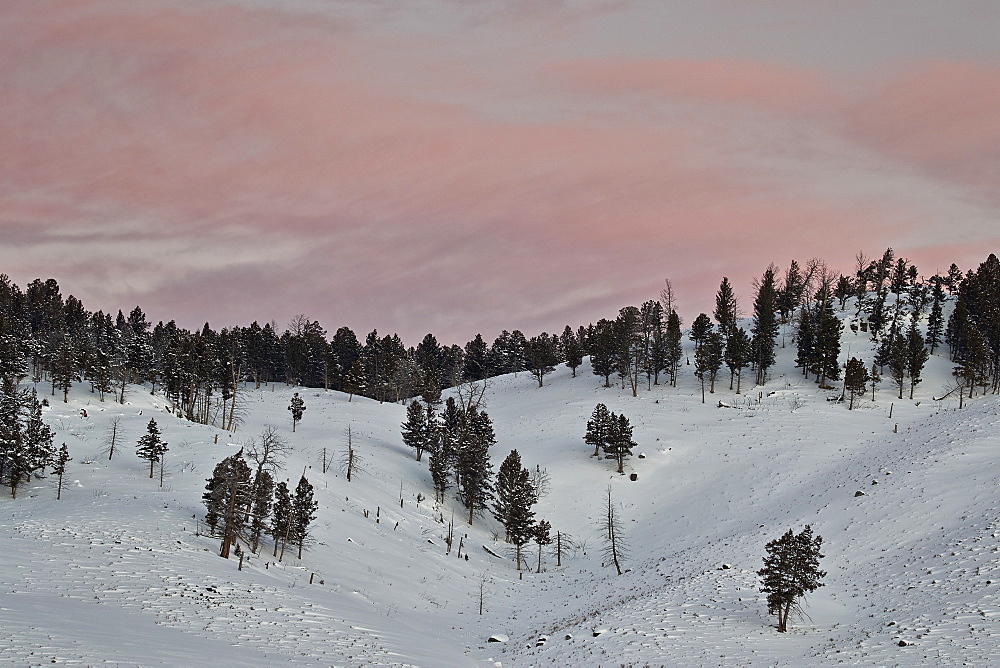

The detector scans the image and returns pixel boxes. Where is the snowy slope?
[2,304,999,667]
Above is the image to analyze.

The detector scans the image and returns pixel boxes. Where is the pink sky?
[3,0,999,344]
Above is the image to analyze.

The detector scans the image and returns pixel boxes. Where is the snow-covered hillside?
[2,310,999,666]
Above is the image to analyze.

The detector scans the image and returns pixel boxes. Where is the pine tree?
[794,308,815,377]
[887,325,908,399]
[907,317,930,400]
[604,413,636,475]
[752,267,780,386]
[270,481,292,558]
[463,333,490,382]
[428,427,453,503]
[202,450,252,557]
[689,313,714,352]
[616,307,644,397]
[584,403,613,457]
[248,469,274,553]
[694,331,723,402]
[525,334,558,388]
[50,336,78,403]
[456,407,494,525]
[533,519,552,573]
[758,526,825,632]
[814,299,843,387]
[664,310,683,387]
[714,277,739,334]
[136,418,167,478]
[843,357,869,410]
[23,388,55,478]
[590,319,617,387]
[401,399,429,461]
[291,475,318,559]
[493,450,537,565]
[926,279,945,354]
[725,327,752,393]
[560,326,584,378]
[287,392,306,432]
[52,442,71,500]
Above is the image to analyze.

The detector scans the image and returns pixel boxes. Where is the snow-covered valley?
[2,319,999,666]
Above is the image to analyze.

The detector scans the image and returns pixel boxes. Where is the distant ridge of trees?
[0,250,996,436]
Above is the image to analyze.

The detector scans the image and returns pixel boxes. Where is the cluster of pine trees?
[0,380,56,498]
[202,433,318,562]
[584,404,637,474]
[402,389,496,525]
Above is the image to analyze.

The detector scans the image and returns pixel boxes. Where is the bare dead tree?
[471,571,493,616]
[659,277,677,317]
[601,486,628,575]
[102,416,122,461]
[246,425,289,478]
[339,425,366,481]
[455,378,491,413]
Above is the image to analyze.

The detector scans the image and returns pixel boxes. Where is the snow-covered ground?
[2,308,999,666]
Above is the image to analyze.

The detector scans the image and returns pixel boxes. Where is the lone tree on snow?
[288,392,306,432]
[758,525,826,632]
[136,418,167,478]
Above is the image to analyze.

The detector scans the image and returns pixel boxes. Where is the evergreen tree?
[287,392,306,432]
[560,326,584,378]
[604,413,636,475]
[834,274,853,310]
[926,279,945,354]
[52,442,70,500]
[291,475,318,559]
[136,418,167,478]
[615,306,644,397]
[427,425,453,503]
[0,332,28,386]
[493,450,536,568]
[814,299,843,387]
[664,310,683,387]
[870,361,881,402]
[533,519,552,573]
[202,450,252,552]
[589,319,617,387]
[758,526,825,633]
[248,469,274,553]
[343,360,365,401]
[778,260,805,323]
[525,334,558,388]
[714,277,739,334]
[724,327,752,393]
[906,317,930,399]
[752,267,780,386]
[456,407,495,525]
[50,335,78,402]
[23,388,55,478]
[887,325,908,399]
[694,331,723,402]
[270,481,292,558]
[843,357,869,410]
[794,308,815,378]
[689,313,714,352]
[463,334,490,381]
[401,399,429,461]
[584,403,613,457]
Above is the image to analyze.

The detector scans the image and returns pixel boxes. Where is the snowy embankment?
[2,311,999,666]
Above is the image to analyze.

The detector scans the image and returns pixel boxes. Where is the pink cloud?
[1,1,996,343]
[546,57,841,114]
[843,61,1000,195]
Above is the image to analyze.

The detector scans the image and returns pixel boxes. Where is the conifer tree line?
[0,248,996,442]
